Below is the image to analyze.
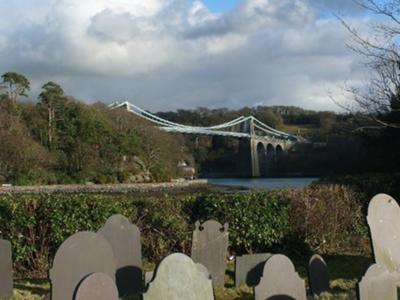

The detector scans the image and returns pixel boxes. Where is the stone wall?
[0,180,208,195]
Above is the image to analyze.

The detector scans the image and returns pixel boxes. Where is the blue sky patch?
[203,0,237,12]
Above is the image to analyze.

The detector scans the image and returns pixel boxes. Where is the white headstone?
[359,264,398,300]
[367,194,400,272]
[144,253,214,300]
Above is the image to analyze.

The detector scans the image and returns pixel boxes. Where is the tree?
[338,0,400,129]
[38,82,66,148]
[0,72,30,103]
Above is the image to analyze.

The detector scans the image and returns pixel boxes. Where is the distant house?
[177,160,196,180]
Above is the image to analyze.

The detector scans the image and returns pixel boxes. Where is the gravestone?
[308,254,329,296]
[367,194,400,272]
[191,220,229,286]
[235,253,271,287]
[143,253,214,300]
[74,273,119,300]
[254,254,306,300]
[50,231,116,300]
[359,264,397,300]
[0,239,13,297]
[145,271,154,285]
[98,214,143,295]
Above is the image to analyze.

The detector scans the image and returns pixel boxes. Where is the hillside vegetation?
[0,74,188,185]
[158,106,400,177]
[1,71,399,182]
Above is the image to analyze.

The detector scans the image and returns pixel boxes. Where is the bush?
[194,192,291,253]
[288,185,369,255]
[0,186,370,277]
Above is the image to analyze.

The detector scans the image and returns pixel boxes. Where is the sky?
[0,0,373,112]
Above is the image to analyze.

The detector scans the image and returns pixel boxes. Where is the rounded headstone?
[308,254,329,295]
[144,253,214,300]
[74,273,119,300]
[98,214,142,295]
[50,231,116,300]
[367,194,400,272]
[255,254,306,300]
[359,264,397,300]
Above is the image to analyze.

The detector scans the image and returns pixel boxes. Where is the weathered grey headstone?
[0,239,13,297]
[143,253,214,300]
[235,253,271,287]
[254,254,306,300]
[308,254,329,296]
[98,214,143,295]
[359,264,397,300]
[74,273,119,300]
[367,194,400,272]
[191,220,229,286]
[50,231,116,300]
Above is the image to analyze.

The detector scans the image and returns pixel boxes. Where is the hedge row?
[0,184,370,277]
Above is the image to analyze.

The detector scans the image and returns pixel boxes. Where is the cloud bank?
[0,0,369,111]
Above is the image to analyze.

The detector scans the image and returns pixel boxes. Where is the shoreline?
[0,180,216,195]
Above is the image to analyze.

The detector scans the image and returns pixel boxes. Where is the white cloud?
[0,0,370,111]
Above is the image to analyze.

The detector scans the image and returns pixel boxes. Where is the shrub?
[194,192,291,253]
[288,185,369,255]
[0,185,371,277]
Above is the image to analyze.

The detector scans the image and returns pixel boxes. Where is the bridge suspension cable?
[109,101,298,142]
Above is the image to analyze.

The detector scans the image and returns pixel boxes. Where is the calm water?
[207,177,319,190]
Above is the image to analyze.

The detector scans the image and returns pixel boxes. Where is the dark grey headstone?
[254,254,306,300]
[235,253,271,287]
[144,253,214,300]
[50,231,116,300]
[98,214,143,295]
[359,264,397,300]
[74,273,119,300]
[367,194,400,272]
[0,239,12,297]
[191,220,229,286]
[308,254,329,295]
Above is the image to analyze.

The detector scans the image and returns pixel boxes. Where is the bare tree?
[340,0,400,128]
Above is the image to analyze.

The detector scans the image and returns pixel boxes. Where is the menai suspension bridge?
[109,101,302,177]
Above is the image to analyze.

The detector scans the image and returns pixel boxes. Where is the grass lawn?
[6,255,372,300]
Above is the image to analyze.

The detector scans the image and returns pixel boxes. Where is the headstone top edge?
[368,193,398,216]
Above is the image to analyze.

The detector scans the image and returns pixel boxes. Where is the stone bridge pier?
[250,138,290,177]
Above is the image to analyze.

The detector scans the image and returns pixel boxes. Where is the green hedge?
[0,185,370,277]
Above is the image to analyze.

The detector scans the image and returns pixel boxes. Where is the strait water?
[207,177,319,190]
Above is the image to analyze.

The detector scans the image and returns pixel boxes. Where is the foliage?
[194,192,291,253]
[288,185,369,255]
[340,0,400,129]
[0,93,186,184]
[0,185,370,277]
[0,72,30,103]
[320,173,400,210]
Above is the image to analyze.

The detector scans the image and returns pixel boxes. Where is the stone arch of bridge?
[257,142,267,177]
